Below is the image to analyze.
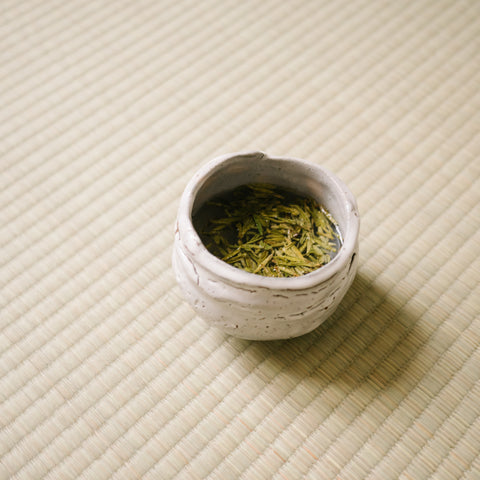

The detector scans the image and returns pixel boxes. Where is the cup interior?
[191,153,354,246]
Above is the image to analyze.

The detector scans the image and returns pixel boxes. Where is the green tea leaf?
[193,183,342,277]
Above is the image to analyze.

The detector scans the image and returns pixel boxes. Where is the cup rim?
[177,151,360,291]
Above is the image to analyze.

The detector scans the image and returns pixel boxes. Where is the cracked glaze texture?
[173,152,360,340]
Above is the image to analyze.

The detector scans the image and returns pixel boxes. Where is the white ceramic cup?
[173,151,360,340]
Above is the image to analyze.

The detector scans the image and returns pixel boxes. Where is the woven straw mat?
[1,1,479,479]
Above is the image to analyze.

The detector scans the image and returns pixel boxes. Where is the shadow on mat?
[224,270,429,391]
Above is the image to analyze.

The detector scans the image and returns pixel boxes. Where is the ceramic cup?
[172,151,359,340]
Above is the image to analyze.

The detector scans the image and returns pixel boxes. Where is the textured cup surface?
[172,151,360,340]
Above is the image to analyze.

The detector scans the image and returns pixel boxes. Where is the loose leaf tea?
[193,183,342,277]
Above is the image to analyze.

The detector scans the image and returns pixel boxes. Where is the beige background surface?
[1,0,479,478]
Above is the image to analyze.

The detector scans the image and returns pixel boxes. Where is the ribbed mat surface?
[1,1,479,479]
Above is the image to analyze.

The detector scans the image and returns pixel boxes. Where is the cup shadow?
[225,271,430,392]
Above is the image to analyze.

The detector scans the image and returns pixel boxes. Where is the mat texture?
[1,1,479,479]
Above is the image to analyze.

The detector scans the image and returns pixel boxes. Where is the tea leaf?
[194,183,342,277]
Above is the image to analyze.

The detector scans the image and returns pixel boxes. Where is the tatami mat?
[1,0,479,479]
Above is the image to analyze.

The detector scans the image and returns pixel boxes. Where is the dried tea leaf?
[193,183,342,277]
